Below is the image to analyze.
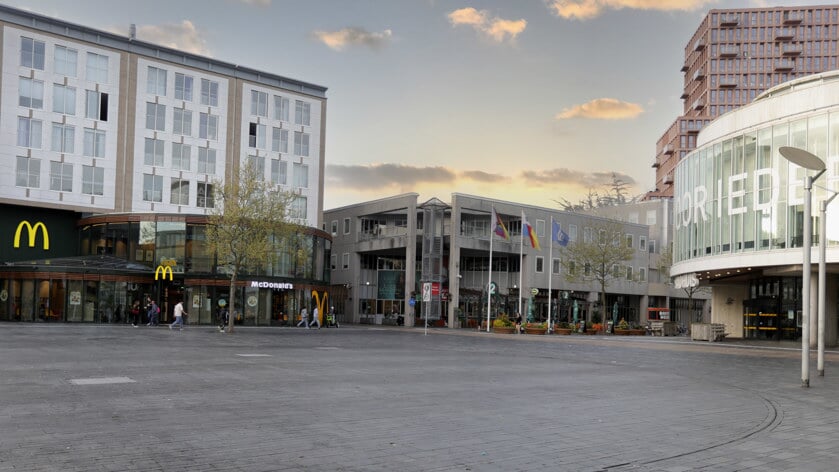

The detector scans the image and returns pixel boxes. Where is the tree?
[658,243,710,323]
[206,161,298,333]
[560,219,636,324]
[555,173,639,212]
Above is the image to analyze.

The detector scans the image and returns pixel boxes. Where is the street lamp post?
[779,146,826,388]
[817,191,838,376]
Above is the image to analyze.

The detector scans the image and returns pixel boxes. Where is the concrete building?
[651,5,839,199]
[0,4,331,324]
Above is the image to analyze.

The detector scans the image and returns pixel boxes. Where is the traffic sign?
[488,282,497,295]
[531,288,539,296]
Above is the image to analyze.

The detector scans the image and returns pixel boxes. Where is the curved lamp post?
[818,190,838,376]
[779,146,826,388]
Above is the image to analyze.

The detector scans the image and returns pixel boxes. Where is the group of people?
[128,297,187,331]
[297,306,338,329]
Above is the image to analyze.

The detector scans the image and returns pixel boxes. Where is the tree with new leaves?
[206,160,299,333]
[658,243,710,322]
[560,219,636,323]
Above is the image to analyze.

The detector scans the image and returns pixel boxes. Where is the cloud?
[522,169,637,188]
[328,164,457,189]
[313,27,393,51]
[555,98,644,120]
[447,7,527,43]
[135,20,210,56]
[461,170,509,183]
[546,0,715,20]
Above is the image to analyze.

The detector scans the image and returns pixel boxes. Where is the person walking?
[170,300,187,331]
[297,307,309,329]
[130,300,141,327]
[147,298,160,326]
[311,306,320,329]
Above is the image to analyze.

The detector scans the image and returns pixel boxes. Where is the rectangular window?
[291,196,307,219]
[145,102,165,131]
[51,123,75,153]
[19,77,44,109]
[569,224,577,242]
[294,100,311,126]
[200,78,218,106]
[144,138,164,166]
[583,227,592,243]
[85,90,108,121]
[271,159,287,185]
[197,182,214,208]
[626,234,634,248]
[17,117,42,148]
[54,45,77,76]
[535,256,544,273]
[49,161,73,192]
[330,220,338,235]
[146,66,167,95]
[294,132,309,156]
[613,264,621,278]
[274,95,290,121]
[251,90,268,116]
[53,84,76,115]
[16,156,40,187]
[552,258,560,274]
[82,165,104,195]
[331,254,337,270]
[639,267,647,282]
[174,73,193,101]
[648,240,656,254]
[292,162,308,188]
[173,107,192,136]
[342,253,350,269]
[170,178,189,205]
[272,127,289,153]
[199,112,218,140]
[85,52,109,83]
[171,142,191,171]
[197,147,216,174]
[143,174,163,202]
[247,155,265,175]
[343,218,351,234]
[83,128,106,158]
[640,236,647,251]
[646,210,657,225]
[21,37,46,70]
[248,123,266,149]
[626,266,633,280]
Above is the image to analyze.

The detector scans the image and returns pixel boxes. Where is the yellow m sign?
[154,265,174,281]
[14,221,49,250]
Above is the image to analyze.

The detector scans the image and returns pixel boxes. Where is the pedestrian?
[130,300,141,327]
[515,313,523,334]
[297,307,309,329]
[311,305,320,329]
[217,306,229,332]
[147,298,160,326]
[170,300,187,331]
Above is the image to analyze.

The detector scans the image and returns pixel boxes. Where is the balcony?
[663,174,673,184]
[692,68,705,81]
[782,43,803,55]
[680,91,689,100]
[692,99,705,110]
[681,63,689,72]
[775,59,795,71]
[664,144,674,155]
[719,45,739,57]
[783,11,803,24]
[775,28,796,41]
[719,77,738,88]
[694,38,705,51]
[720,14,740,26]
[652,160,660,168]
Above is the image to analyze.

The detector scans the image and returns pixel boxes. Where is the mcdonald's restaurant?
[0,204,334,326]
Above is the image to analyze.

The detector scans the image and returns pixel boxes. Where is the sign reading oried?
[14,220,49,250]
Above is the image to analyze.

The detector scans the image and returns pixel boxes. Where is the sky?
[8,0,839,210]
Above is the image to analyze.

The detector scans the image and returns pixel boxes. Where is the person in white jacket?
[297,307,309,328]
[170,300,187,330]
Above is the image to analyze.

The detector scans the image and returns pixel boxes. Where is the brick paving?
[1,324,838,471]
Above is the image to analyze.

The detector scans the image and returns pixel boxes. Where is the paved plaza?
[2,324,839,472]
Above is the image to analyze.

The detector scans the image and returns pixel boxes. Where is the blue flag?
[553,221,569,247]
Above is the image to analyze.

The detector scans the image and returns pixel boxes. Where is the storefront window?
[156,222,186,274]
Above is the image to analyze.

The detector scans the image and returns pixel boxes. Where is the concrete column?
[404,198,417,327]
[826,275,838,347]
[448,199,461,329]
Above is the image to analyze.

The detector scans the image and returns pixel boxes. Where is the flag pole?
[486,208,494,333]
[547,216,553,332]
[518,211,524,318]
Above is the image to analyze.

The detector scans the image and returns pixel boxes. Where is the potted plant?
[629,322,647,336]
[587,322,603,335]
[614,318,631,335]
[492,314,515,334]
[552,321,574,335]
[524,321,547,335]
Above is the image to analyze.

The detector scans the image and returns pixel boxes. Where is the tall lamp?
[818,190,838,376]
[778,146,825,388]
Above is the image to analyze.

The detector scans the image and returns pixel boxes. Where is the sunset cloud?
[313,27,393,51]
[135,20,210,56]
[546,0,714,20]
[522,169,637,189]
[555,98,644,120]
[447,7,527,43]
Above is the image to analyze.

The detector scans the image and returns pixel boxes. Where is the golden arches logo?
[154,265,174,281]
[14,220,49,250]
[312,291,329,325]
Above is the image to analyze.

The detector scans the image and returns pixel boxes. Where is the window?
[174,73,193,101]
[143,174,163,202]
[648,240,656,254]
[17,117,42,148]
[49,161,73,192]
[294,131,309,156]
[144,138,164,166]
[536,219,545,238]
[200,78,218,106]
[584,263,591,276]
[639,236,647,251]
[85,52,109,83]
[535,256,544,273]
[16,156,40,188]
[51,123,75,153]
[274,95,289,121]
[272,127,288,153]
[147,66,167,95]
[21,37,45,70]
[197,182,214,208]
[82,165,104,195]
[646,209,657,225]
[330,254,337,270]
[568,261,576,275]
[295,100,311,126]
[83,128,106,158]
[251,90,268,116]
[626,234,634,248]
[173,107,192,136]
[569,224,577,242]
[552,258,560,274]
[613,264,621,278]
[197,147,216,174]
[54,45,77,77]
[53,84,76,115]
[639,267,647,282]
[293,162,308,188]
[19,77,44,109]
[145,102,165,131]
[248,123,266,149]
[199,112,218,140]
[247,155,265,175]
[330,220,338,235]
[343,218,351,234]
[85,90,108,121]
[342,253,350,269]
[171,143,191,171]
[271,159,287,185]
[170,178,189,205]
[291,196,307,219]
[626,266,633,280]
[583,227,592,243]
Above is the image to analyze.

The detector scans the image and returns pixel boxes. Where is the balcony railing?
[783,11,803,24]
[694,38,705,51]
[719,77,738,88]
[719,45,739,57]
[782,43,803,55]
[775,59,795,71]
[692,68,705,81]
[720,14,740,26]
[775,28,796,40]
[692,99,705,110]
